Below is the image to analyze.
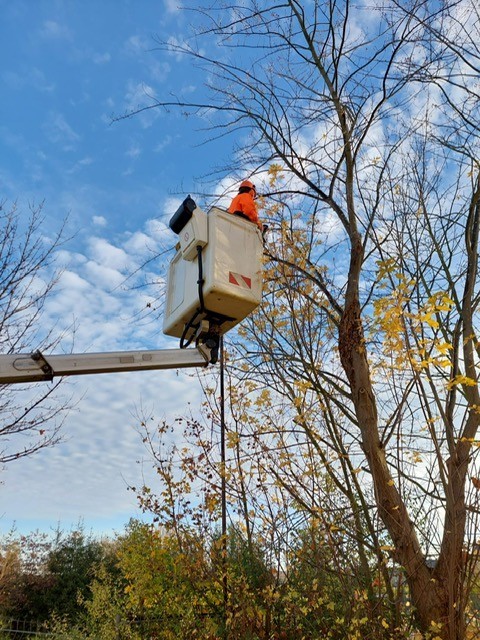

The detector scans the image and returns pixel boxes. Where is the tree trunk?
[338,233,464,640]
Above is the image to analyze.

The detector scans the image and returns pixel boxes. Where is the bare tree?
[122,1,480,637]
[0,200,67,464]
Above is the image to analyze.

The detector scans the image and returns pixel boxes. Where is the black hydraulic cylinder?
[169,196,197,234]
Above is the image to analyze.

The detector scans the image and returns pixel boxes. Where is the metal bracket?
[31,350,54,381]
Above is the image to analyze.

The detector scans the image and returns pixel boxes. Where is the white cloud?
[149,61,171,83]
[126,143,141,159]
[164,0,182,13]
[83,260,126,290]
[59,269,91,293]
[167,35,188,61]
[319,210,345,242]
[0,366,203,531]
[43,112,80,148]
[40,20,72,40]
[3,67,55,92]
[212,175,241,208]
[125,34,149,55]
[162,196,184,220]
[93,51,111,64]
[54,249,87,268]
[41,216,172,355]
[145,217,171,243]
[123,230,158,255]
[93,215,107,227]
[124,81,159,128]
[180,84,196,95]
[124,37,170,84]
[66,156,94,174]
[154,134,173,152]
[88,237,130,271]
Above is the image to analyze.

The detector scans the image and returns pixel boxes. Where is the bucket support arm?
[0,346,211,384]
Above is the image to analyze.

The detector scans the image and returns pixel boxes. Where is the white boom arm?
[0,346,210,384]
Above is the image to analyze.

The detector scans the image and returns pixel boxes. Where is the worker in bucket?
[228,179,263,231]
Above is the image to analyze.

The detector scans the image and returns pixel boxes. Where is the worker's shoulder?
[228,193,241,212]
[238,192,255,206]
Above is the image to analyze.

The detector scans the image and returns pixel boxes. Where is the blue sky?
[0,0,235,536]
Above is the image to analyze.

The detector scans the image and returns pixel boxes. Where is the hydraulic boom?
[0,346,211,384]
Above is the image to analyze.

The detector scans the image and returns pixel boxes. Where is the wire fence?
[0,619,60,638]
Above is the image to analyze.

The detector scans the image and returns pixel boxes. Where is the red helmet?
[240,179,255,193]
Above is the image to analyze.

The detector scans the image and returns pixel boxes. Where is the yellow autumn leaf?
[433,358,451,368]
[436,341,453,355]
[376,257,397,280]
[446,375,477,390]
[430,620,443,631]
[435,294,454,311]
[421,312,439,328]
[226,431,241,448]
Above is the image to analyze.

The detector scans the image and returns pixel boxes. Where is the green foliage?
[46,530,108,621]
[77,518,414,640]
[81,563,128,640]
[226,527,273,594]
[84,520,221,640]
[0,526,114,626]
[0,530,55,622]
[3,515,458,639]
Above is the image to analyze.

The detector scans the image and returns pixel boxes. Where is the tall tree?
[0,200,67,463]
[124,1,480,637]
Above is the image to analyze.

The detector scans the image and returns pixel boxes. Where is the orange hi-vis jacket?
[228,192,261,229]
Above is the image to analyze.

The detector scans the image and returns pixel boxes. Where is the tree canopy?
[122,2,480,638]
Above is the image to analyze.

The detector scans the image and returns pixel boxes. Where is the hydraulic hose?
[179,245,205,349]
[196,244,205,313]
